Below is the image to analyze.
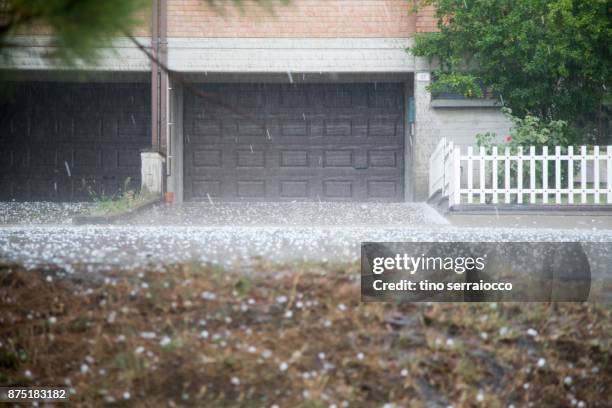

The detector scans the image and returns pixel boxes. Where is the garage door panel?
[186,144,401,173]
[1,82,150,201]
[367,179,401,199]
[73,116,103,140]
[186,177,404,202]
[236,120,266,137]
[279,150,310,167]
[30,117,57,141]
[54,113,76,141]
[72,148,103,169]
[368,118,399,138]
[6,178,32,201]
[279,180,310,199]
[322,180,354,199]
[26,146,57,169]
[184,83,404,202]
[29,177,61,201]
[191,119,222,137]
[4,115,29,141]
[191,135,404,146]
[191,149,223,168]
[279,118,308,137]
[368,92,402,110]
[236,180,266,199]
[235,149,265,168]
[187,126,403,146]
[368,150,400,168]
[115,148,142,170]
[185,171,405,202]
[188,180,222,199]
[190,167,401,178]
[324,150,354,168]
[117,114,149,139]
[236,90,266,109]
[324,118,353,137]
[7,147,30,171]
[1,176,63,201]
[58,146,78,175]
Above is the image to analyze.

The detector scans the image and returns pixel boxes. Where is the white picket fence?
[429,138,612,207]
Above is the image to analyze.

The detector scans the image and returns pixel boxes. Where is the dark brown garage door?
[0,82,150,201]
[184,83,405,202]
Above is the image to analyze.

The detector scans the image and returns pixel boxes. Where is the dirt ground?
[1,261,610,407]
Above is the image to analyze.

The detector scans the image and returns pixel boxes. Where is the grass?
[0,261,610,407]
[86,177,157,216]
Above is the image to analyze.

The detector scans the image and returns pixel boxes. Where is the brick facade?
[14,1,422,41]
[415,5,438,33]
[167,0,415,38]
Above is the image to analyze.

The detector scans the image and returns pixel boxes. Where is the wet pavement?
[0,202,92,225]
[126,202,448,226]
[1,202,612,274]
[2,224,612,272]
[449,212,612,230]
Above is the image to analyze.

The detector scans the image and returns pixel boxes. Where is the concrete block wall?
[167,0,416,37]
[413,72,511,200]
[403,81,415,201]
[166,38,415,73]
[167,82,184,202]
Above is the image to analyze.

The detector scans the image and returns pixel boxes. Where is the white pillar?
[167,82,184,202]
[413,69,438,200]
[141,151,165,195]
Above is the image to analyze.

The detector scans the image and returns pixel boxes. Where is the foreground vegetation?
[0,261,610,407]
[82,177,158,217]
[87,189,157,217]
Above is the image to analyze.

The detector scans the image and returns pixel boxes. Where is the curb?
[421,202,450,225]
[72,196,163,225]
[449,204,612,216]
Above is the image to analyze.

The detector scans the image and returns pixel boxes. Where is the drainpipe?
[151,0,159,150]
[143,0,168,196]
[159,0,168,154]
[151,0,168,153]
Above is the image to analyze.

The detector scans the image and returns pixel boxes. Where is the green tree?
[409,0,611,144]
[0,0,150,64]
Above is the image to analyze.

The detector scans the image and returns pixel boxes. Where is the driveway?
[125,202,448,226]
[1,202,612,274]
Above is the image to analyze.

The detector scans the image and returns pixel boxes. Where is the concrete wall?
[0,36,151,71]
[167,81,184,202]
[412,70,512,200]
[404,81,415,201]
[167,37,415,73]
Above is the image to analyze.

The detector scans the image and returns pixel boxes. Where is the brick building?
[0,0,509,202]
